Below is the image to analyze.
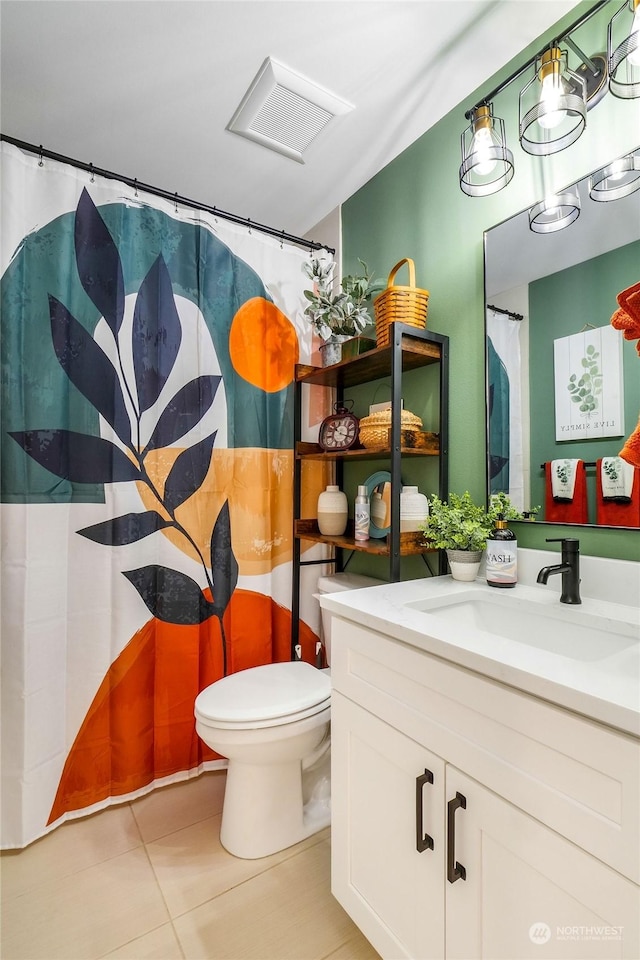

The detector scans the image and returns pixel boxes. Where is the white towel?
[551,459,580,501]
[601,457,635,501]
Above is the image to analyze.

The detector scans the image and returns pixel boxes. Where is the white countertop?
[320,574,640,737]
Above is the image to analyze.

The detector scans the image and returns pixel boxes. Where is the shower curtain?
[487,307,524,510]
[1,142,329,848]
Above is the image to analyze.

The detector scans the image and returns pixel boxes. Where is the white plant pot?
[446,549,483,582]
[319,335,350,367]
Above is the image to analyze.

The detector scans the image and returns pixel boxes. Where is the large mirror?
[485,149,640,529]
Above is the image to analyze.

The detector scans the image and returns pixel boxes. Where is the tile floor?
[1,772,380,960]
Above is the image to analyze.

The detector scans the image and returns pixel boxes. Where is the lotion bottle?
[354,485,370,541]
[486,515,517,588]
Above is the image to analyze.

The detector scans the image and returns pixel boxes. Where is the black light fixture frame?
[463,0,610,128]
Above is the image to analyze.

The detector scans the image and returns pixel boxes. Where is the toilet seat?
[195,661,331,730]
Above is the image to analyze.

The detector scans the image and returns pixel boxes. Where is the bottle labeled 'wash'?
[486,515,517,588]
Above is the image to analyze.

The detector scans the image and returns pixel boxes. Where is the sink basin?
[406,591,638,662]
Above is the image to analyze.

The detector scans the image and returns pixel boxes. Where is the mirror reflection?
[485,149,640,529]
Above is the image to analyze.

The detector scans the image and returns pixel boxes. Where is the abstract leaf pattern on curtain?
[0,143,325,845]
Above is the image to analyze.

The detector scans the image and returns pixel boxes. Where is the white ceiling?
[1,1,579,241]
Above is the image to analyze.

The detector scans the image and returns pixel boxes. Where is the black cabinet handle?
[447,792,467,882]
[415,769,434,853]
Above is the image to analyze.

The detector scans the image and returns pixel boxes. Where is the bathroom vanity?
[320,551,640,960]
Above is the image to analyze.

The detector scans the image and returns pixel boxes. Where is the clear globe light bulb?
[538,72,567,129]
[607,159,626,182]
[470,125,498,176]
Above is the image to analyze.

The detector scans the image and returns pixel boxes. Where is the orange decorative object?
[619,414,640,469]
[611,306,640,356]
[611,281,640,466]
[617,279,640,320]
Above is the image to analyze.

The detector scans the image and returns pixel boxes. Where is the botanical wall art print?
[553,326,625,441]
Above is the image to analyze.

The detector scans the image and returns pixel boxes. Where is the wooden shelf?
[295,327,445,390]
[295,519,435,557]
[296,440,439,461]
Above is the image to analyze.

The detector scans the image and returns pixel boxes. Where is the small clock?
[318,401,360,452]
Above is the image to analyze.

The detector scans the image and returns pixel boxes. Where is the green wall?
[341,1,639,563]
[529,241,640,521]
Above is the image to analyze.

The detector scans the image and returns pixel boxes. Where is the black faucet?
[536,538,581,604]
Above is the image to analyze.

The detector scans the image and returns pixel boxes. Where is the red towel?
[544,461,588,523]
[596,459,640,527]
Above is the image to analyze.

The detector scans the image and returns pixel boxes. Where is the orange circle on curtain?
[229,297,299,393]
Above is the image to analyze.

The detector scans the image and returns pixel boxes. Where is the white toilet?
[194,571,382,859]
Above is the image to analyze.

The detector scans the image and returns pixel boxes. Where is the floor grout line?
[1,776,377,960]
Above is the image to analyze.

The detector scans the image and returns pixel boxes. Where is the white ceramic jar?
[400,485,429,532]
[317,485,348,535]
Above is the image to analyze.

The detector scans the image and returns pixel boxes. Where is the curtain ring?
[133,178,138,198]
[280,230,285,250]
[174,192,178,213]
[247,218,252,235]
[213,206,218,224]
[38,145,44,167]
[89,163,95,183]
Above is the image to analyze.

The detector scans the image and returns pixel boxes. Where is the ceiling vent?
[227,57,354,163]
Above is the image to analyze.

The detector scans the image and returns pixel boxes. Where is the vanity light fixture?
[519,46,588,156]
[608,0,640,97]
[459,104,515,196]
[458,0,638,200]
[528,187,581,234]
[589,152,640,198]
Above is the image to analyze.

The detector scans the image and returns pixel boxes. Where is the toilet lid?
[195,661,331,724]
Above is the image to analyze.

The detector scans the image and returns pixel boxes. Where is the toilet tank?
[316,573,384,665]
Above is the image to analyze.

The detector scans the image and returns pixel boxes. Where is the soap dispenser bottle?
[486,515,517,588]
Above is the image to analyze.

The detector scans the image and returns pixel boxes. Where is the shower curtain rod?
[1,134,335,255]
[487,303,523,321]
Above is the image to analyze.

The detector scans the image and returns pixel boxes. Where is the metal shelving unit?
[291,323,449,654]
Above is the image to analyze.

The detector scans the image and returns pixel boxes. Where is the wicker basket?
[374,258,429,348]
[359,409,423,448]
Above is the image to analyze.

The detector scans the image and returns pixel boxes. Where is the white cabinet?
[332,693,445,960]
[446,768,639,960]
[330,617,640,960]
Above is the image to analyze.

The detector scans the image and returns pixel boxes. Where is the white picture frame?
[553,326,625,441]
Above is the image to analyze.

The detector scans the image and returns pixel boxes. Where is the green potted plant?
[487,492,524,524]
[419,491,522,581]
[302,257,383,365]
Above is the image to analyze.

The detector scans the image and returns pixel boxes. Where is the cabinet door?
[445,767,640,960]
[331,691,446,960]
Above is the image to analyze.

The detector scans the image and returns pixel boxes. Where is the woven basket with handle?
[359,409,423,448]
[373,258,429,347]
